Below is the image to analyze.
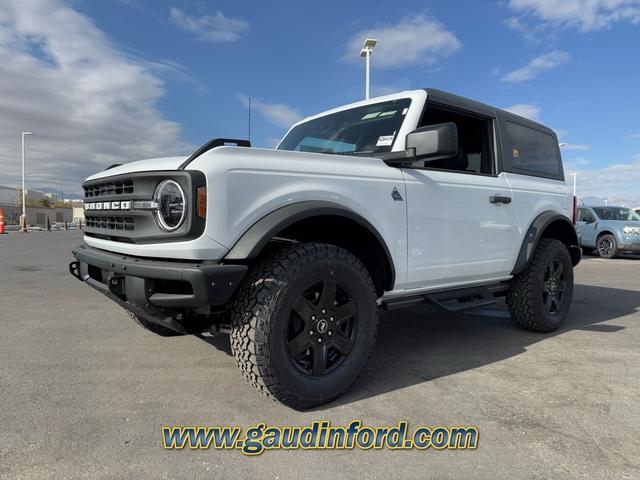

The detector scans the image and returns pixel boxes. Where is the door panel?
[577,208,597,248]
[403,169,516,290]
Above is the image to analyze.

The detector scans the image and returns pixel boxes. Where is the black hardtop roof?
[424,88,554,136]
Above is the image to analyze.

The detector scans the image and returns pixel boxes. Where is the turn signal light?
[196,186,206,219]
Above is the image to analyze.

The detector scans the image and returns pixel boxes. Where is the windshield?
[278,99,412,156]
[593,207,640,221]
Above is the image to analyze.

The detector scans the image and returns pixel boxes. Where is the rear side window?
[503,121,562,178]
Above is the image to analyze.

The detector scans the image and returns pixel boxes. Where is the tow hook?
[108,275,126,297]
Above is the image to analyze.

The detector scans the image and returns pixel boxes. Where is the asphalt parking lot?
[1,231,639,479]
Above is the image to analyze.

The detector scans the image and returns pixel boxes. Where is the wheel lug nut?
[328,331,332,336]
[318,338,322,343]
[309,330,313,335]
[329,316,334,322]
[321,309,326,314]
[311,315,316,321]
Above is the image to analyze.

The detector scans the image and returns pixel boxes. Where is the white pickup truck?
[70,88,581,408]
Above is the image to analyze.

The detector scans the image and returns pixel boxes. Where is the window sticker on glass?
[361,112,380,120]
[402,108,409,115]
[376,134,395,146]
[378,110,397,117]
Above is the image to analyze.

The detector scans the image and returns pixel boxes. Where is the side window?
[578,208,594,222]
[503,121,562,178]
[417,106,493,174]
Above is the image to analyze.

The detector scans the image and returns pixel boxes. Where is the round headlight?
[154,180,186,231]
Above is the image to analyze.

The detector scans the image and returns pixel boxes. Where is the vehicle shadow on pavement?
[325,283,640,408]
[193,283,639,410]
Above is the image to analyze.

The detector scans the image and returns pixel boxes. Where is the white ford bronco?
[70,89,581,408]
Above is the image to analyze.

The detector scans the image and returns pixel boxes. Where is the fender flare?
[224,201,396,290]
[512,211,581,275]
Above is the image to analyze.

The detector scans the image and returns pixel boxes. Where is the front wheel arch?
[223,201,396,295]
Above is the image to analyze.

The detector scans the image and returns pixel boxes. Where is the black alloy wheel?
[542,258,566,315]
[287,279,359,376]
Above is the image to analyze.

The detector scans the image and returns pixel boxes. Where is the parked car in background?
[577,206,640,258]
[634,207,640,215]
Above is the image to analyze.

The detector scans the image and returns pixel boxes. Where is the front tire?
[597,234,618,259]
[507,238,574,333]
[230,243,378,409]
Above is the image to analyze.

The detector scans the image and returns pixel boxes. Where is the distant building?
[0,185,76,225]
[0,185,19,205]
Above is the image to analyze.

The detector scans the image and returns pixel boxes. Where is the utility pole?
[248,97,251,143]
[20,131,33,232]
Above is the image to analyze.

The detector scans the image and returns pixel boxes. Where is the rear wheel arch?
[512,212,581,275]
[224,201,396,296]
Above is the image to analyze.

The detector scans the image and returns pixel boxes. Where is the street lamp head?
[558,142,567,147]
[22,131,33,136]
[363,38,378,49]
[360,48,368,58]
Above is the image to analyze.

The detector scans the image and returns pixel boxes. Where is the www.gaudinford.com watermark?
[162,421,479,455]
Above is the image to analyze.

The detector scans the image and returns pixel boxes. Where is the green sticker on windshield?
[361,112,381,120]
[378,110,397,117]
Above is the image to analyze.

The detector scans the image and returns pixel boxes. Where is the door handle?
[490,195,512,204]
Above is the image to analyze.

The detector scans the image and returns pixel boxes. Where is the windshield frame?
[276,90,427,156]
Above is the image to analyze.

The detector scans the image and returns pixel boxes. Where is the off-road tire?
[507,238,573,333]
[230,243,378,409]
[597,234,618,259]
[126,311,184,337]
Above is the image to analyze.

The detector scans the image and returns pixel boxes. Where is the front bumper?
[70,244,247,333]
[620,237,640,252]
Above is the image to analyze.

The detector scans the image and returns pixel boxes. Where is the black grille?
[84,179,134,198]
[85,215,134,231]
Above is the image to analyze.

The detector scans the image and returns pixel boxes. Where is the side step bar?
[380,283,509,312]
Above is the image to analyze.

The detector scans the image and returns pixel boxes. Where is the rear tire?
[597,234,618,259]
[126,311,184,337]
[230,243,378,409]
[507,238,573,333]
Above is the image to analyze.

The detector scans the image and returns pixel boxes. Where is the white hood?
[85,156,188,182]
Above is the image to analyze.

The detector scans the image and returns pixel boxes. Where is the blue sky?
[1,0,640,204]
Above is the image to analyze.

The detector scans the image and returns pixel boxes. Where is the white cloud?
[169,7,249,43]
[237,95,302,130]
[628,132,640,139]
[507,0,640,32]
[504,104,543,122]
[343,15,461,68]
[0,0,191,193]
[563,156,592,171]
[572,157,640,205]
[501,51,569,83]
[561,143,591,151]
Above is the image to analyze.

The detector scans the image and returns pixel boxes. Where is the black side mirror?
[405,123,458,161]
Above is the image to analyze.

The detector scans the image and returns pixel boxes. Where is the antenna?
[248,97,251,142]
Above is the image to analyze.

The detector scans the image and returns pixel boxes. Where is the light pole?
[20,131,33,232]
[558,143,578,196]
[360,38,378,100]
